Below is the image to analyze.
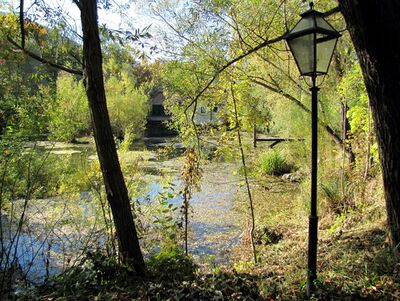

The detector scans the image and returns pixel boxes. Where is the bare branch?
[323,6,340,17]
[256,53,307,93]
[7,37,83,76]
[251,76,310,113]
[153,10,193,45]
[230,83,257,264]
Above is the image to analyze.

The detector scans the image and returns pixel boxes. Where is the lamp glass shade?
[285,10,340,77]
[315,34,338,75]
[287,33,314,75]
[290,15,315,33]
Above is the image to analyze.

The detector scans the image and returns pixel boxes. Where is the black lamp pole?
[283,2,341,297]
[308,75,319,295]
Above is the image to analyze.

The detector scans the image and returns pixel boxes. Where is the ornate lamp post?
[283,2,341,296]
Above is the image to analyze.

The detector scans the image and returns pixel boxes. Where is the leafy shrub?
[259,150,294,176]
[34,251,134,299]
[119,125,136,152]
[147,245,197,281]
[233,260,255,273]
[0,141,77,201]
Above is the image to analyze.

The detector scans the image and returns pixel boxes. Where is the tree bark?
[78,0,146,275]
[339,0,400,254]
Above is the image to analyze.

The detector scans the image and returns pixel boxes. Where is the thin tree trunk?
[78,0,146,275]
[339,0,400,256]
[335,52,356,168]
[364,98,372,180]
[184,192,188,256]
[231,84,257,264]
[341,100,347,197]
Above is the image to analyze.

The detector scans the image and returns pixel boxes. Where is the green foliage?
[258,149,294,176]
[0,53,54,137]
[101,42,151,140]
[327,210,353,235]
[48,63,150,143]
[48,74,90,141]
[338,64,368,134]
[232,260,255,273]
[0,13,82,138]
[149,186,181,247]
[147,245,197,281]
[337,60,379,165]
[118,125,136,152]
[105,71,149,139]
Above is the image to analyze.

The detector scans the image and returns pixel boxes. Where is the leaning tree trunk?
[339,0,400,255]
[79,0,146,275]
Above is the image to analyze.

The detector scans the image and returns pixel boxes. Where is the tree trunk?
[340,101,355,164]
[339,0,400,254]
[78,0,146,275]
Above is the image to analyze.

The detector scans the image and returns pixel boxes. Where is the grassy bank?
[230,157,399,300]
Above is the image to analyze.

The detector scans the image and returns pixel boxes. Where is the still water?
[1,138,242,283]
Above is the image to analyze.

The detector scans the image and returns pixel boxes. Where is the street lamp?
[283,2,341,297]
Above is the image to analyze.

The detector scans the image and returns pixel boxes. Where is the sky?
[3,0,166,56]
[4,0,158,30]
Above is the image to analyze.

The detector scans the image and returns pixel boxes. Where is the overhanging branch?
[324,6,341,17]
[184,5,341,114]
[7,37,83,76]
[184,34,284,115]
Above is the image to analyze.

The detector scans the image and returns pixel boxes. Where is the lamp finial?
[309,1,314,10]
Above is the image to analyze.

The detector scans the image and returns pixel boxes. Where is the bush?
[259,150,294,176]
[147,245,197,281]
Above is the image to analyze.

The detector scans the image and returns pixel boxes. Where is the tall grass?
[321,176,355,214]
[258,150,294,176]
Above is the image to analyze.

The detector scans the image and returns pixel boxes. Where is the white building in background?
[194,105,222,126]
[147,87,223,136]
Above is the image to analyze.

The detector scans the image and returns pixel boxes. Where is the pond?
[1,138,243,283]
